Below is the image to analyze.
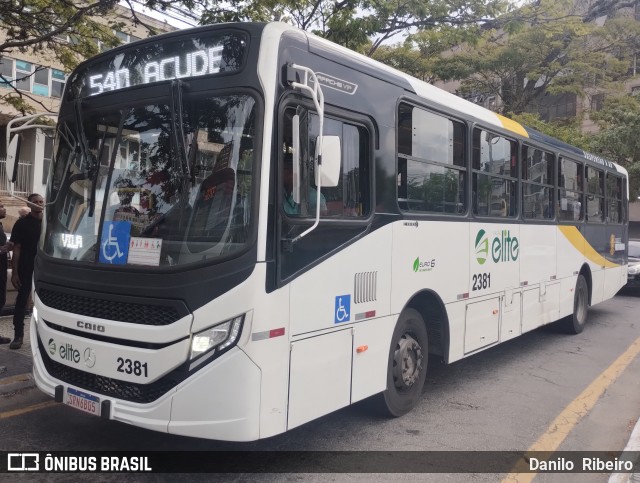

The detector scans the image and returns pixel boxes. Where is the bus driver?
[282,154,327,216]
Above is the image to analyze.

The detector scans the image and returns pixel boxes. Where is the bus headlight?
[190,315,244,360]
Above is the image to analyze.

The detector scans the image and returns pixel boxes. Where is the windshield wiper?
[170,80,193,183]
[73,99,100,217]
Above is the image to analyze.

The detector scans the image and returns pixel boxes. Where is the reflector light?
[269,328,285,338]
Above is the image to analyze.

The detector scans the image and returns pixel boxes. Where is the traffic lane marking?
[502,336,640,482]
[0,400,58,420]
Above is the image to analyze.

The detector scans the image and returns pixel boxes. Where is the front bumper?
[31,317,262,441]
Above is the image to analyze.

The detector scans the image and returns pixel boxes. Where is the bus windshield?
[44,93,257,267]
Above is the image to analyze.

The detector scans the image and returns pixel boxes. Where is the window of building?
[397,103,466,214]
[15,60,32,91]
[529,93,577,122]
[0,58,13,88]
[472,128,517,217]
[116,31,141,44]
[0,57,65,98]
[522,146,555,220]
[558,157,583,222]
[591,93,605,112]
[585,166,604,223]
[606,174,623,224]
[33,67,49,96]
[51,69,65,98]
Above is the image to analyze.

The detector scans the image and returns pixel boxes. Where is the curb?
[609,416,640,483]
[0,371,35,395]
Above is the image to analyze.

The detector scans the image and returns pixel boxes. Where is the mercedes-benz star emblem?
[83,348,96,368]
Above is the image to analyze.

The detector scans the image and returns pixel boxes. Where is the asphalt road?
[1,290,639,482]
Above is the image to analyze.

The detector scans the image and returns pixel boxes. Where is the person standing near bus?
[0,202,11,345]
[8,194,44,350]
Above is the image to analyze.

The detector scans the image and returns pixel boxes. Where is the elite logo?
[475,229,519,264]
[475,230,489,265]
[47,337,83,364]
[48,338,56,356]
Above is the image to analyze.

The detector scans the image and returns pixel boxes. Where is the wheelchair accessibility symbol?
[99,221,131,264]
[334,295,351,324]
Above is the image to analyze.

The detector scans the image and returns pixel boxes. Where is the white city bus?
[17,22,629,441]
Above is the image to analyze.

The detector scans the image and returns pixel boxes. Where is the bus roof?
[267,22,623,174]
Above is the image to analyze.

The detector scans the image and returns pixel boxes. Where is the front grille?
[38,337,189,403]
[38,287,183,325]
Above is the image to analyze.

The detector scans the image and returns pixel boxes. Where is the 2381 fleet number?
[472,272,491,291]
[116,357,148,377]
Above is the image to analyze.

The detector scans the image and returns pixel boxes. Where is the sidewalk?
[610,416,640,483]
[0,314,35,394]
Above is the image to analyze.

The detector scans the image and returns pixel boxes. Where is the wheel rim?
[575,283,587,323]
[392,333,424,391]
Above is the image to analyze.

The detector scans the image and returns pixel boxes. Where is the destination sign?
[68,32,247,99]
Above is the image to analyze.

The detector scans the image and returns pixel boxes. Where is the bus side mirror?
[6,134,21,183]
[317,135,340,187]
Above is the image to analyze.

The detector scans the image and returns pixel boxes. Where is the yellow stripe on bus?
[496,114,529,138]
[558,225,619,268]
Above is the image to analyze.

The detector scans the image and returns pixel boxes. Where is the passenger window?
[522,146,555,220]
[607,174,623,224]
[472,129,517,217]
[397,103,466,214]
[585,166,604,223]
[558,158,583,222]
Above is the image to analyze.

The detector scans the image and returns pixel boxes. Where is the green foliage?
[199,0,512,56]
[432,0,640,115]
[589,95,640,198]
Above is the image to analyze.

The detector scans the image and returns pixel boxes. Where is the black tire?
[373,308,428,417]
[558,274,589,334]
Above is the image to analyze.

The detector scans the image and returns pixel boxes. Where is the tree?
[589,94,640,199]
[372,26,480,82]
[0,0,207,114]
[199,0,512,57]
[431,0,640,115]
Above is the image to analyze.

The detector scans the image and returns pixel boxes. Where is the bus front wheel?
[375,308,428,417]
[559,274,589,334]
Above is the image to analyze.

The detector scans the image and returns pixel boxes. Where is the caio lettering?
[77,321,106,333]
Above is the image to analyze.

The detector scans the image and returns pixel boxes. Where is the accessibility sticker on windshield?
[99,221,131,265]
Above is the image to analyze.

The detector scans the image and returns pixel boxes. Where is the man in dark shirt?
[8,193,43,350]
[0,201,10,345]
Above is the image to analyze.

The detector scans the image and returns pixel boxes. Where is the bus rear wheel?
[559,274,589,334]
[374,308,428,417]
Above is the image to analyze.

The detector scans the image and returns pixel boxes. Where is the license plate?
[64,387,101,417]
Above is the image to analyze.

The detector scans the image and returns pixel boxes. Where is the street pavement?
[0,314,34,394]
[0,313,639,480]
